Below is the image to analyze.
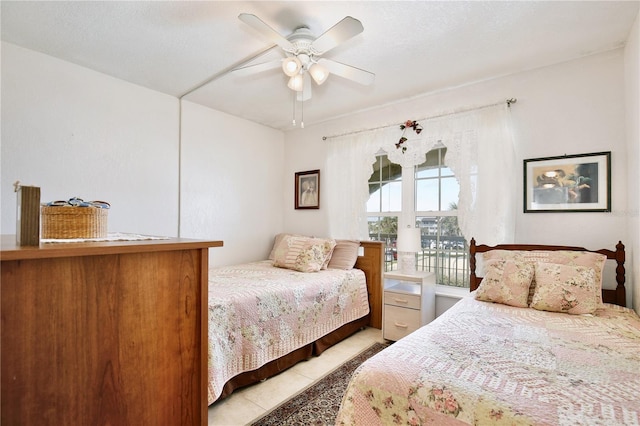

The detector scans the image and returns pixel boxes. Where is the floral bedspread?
[337,295,640,425]
[207,260,369,404]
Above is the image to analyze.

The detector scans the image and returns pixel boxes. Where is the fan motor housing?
[287,27,317,55]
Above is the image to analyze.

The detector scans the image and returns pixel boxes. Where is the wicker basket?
[41,206,108,239]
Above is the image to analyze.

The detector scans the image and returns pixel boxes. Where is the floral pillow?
[475,259,534,307]
[530,262,599,315]
[272,235,336,273]
[483,250,606,305]
[318,238,337,269]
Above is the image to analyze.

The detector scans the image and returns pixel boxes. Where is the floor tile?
[208,394,264,426]
[208,326,382,426]
[241,369,315,410]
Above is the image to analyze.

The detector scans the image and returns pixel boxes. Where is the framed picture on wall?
[295,169,320,209]
[523,151,611,213]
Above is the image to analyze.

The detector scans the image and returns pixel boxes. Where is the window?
[367,146,469,286]
[367,154,400,270]
[415,145,468,287]
[367,154,402,213]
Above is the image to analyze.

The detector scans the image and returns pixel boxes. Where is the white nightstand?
[383,271,436,341]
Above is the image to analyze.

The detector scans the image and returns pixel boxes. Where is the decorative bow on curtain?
[395,120,423,153]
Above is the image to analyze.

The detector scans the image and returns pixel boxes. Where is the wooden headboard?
[355,241,384,329]
[469,238,626,307]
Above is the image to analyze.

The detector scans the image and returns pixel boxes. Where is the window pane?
[369,156,383,182]
[416,216,468,288]
[370,181,404,212]
[417,216,438,248]
[367,183,381,213]
[368,216,398,272]
[368,154,401,213]
[416,179,439,211]
[380,156,395,181]
[412,146,468,288]
[416,166,439,178]
[440,166,455,177]
[368,154,400,183]
[368,216,398,241]
[381,181,402,212]
[441,177,460,210]
[421,149,443,167]
[369,149,468,287]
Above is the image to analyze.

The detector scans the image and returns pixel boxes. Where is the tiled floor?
[208,326,383,426]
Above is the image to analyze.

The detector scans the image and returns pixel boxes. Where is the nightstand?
[383,271,436,341]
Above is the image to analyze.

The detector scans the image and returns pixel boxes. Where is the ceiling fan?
[234,13,375,102]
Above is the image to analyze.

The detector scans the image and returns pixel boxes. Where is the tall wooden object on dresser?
[1,235,222,426]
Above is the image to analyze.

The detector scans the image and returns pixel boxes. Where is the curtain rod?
[322,98,517,141]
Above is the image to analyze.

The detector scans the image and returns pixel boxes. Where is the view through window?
[367,146,469,287]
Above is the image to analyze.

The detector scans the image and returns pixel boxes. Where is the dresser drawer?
[384,290,421,309]
[383,305,421,341]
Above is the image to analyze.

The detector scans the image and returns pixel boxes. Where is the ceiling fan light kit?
[282,57,302,76]
[308,63,328,85]
[287,74,304,91]
[237,13,375,127]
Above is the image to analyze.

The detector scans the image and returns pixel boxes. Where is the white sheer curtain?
[325,103,516,245]
[324,128,392,239]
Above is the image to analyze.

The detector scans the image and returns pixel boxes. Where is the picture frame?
[295,169,320,209]
[524,151,611,213]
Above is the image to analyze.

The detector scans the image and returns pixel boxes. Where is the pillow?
[272,235,336,273]
[327,240,360,270]
[318,237,336,269]
[268,233,299,260]
[474,259,534,307]
[482,250,606,305]
[530,262,600,315]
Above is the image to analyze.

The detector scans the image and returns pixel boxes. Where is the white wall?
[281,124,332,239]
[624,13,640,313]
[513,51,627,248]
[179,101,284,267]
[2,33,637,311]
[1,42,180,236]
[1,42,285,267]
[284,48,636,310]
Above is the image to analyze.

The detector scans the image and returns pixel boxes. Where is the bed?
[336,239,640,425]
[207,236,383,404]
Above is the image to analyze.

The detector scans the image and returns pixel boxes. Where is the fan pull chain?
[292,92,296,126]
[301,96,304,129]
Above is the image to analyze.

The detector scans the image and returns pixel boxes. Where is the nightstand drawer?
[384,290,421,309]
[383,305,421,340]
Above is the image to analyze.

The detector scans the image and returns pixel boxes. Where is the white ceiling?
[2,1,638,131]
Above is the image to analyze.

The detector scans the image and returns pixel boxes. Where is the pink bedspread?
[337,295,640,425]
[207,260,369,404]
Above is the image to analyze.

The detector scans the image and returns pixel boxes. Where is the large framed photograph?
[295,169,320,209]
[524,151,611,213]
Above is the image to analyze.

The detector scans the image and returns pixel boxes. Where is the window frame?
[367,148,469,287]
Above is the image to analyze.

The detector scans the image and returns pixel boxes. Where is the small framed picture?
[295,170,320,209]
[524,151,611,213]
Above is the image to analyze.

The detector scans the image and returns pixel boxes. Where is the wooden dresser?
[1,235,222,426]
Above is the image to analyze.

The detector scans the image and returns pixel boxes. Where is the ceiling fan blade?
[318,58,375,86]
[232,60,282,76]
[311,16,364,54]
[297,73,312,101]
[238,13,294,51]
